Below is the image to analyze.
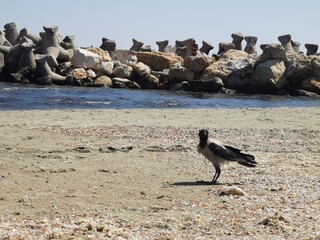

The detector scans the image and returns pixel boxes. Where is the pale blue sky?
[2,0,319,53]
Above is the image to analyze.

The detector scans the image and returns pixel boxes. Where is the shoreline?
[0,108,319,238]
[1,107,320,130]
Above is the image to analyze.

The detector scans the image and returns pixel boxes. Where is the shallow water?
[0,82,319,110]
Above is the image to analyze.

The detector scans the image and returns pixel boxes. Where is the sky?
[2,0,320,54]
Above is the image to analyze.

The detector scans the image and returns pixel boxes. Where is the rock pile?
[0,22,319,96]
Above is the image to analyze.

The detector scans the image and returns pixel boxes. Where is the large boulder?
[98,61,114,76]
[286,54,315,84]
[252,60,287,92]
[168,65,195,84]
[258,44,288,63]
[134,73,159,89]
[86,47,111,62]
[112,64,133,79]
[200,50,248,82]
[94,76,112,87]
[184,53,212,73]
[71,48,100,70]
[224,58,256,91]
[133,51,183,71]
[72,68,87,80]
[132,62,151,77]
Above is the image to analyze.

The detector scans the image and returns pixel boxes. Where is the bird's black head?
[198,129,209,147]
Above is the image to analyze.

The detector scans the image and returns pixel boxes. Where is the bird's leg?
[211,166,221,184]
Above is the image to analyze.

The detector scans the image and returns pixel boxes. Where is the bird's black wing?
[209,142,257,164]
[224,145,256,164]
[208,142,239,161]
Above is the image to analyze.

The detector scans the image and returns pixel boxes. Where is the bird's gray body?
[197,129,256,184]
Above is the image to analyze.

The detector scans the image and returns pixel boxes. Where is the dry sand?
[0,108,319,239]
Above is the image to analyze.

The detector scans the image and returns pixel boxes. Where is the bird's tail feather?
[240,153,256,164]
[237,153,257,167]
[238,161,256,167]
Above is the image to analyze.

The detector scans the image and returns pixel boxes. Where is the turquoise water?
[0,82,319,110]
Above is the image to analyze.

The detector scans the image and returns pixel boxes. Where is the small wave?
[85,101,113,105]
[156,100,188,108]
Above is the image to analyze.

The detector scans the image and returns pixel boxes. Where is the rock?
[200,49,249,82]
[171,81,191,91]
[289,89,319,97]
[224,57,259,93]
[126,55,138,66]
[7,72,29,83]
[286,54,314,84]
[168,65,195,84]
[258,44,287,63]
[133,62,151,77]
[86,47,111,62]
[112,77,130,88]
[137,74,159,89]
[311,57,320,77]
[252,60,287,92]
[140,45,152,52]
[34,75,52,85]
[72,68,87,80]
[86,69,96,78]
[18,195,29,203]
[71,48,100,70]
[114,49,130,63]
[184,53,212,73]
[133,51,183,71]
[301,78,320,94]
[98,61,114,76]
[112,64,133,79]
[217,186,245,196]
[94,76,112,87]
[191,77,224,92]
[112,77,139,89]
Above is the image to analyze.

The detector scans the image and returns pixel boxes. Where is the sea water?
[0,82,319,110]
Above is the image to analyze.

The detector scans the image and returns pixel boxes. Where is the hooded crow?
[197,129,257,184]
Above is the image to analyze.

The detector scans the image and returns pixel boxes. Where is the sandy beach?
[0,108,319,239]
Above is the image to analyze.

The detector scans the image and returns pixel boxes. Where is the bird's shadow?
[172,180,243,186]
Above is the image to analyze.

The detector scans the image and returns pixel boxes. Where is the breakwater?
[0,22,320,96]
